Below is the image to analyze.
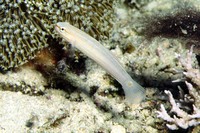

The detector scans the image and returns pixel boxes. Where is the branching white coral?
[178,46,200,87]
[178,46,200,106]
[157,46,200,130]
[157,89,200,130]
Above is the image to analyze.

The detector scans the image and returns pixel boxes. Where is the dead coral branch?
[157,89,200,130]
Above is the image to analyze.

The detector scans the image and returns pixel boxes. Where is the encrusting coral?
[0,0,114,71]
[0,67,47,95]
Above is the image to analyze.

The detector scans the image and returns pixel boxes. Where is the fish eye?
[61,27,64,31]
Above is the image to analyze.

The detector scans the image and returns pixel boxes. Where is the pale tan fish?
[55,22,145,104]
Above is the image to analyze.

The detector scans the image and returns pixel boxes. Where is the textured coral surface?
[0,0,113,70]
